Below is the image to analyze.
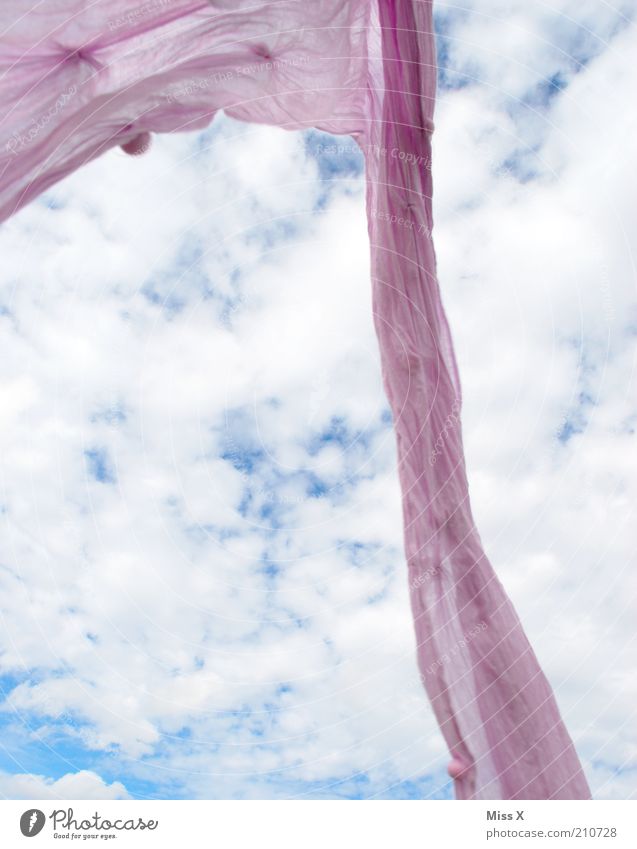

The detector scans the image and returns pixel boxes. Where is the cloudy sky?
[0,0,635,800]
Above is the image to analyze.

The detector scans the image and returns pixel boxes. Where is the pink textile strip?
[365,0,590,799]
[0,0,590,799]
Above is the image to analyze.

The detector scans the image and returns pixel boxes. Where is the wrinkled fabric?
[0,0,591,799]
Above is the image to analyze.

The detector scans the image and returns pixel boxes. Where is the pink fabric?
[0,0,590,799]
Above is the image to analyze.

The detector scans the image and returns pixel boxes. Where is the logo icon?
[20,809,45,837]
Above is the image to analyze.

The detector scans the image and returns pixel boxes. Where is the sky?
[0,0,635,800]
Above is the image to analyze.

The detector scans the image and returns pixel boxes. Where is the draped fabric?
[0,0,591,799]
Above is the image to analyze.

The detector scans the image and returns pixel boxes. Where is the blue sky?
[0,1,635,799]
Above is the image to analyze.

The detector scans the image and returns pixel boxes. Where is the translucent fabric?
[0,0,590,799]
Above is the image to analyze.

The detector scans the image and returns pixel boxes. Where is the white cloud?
[0,770,129,800]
